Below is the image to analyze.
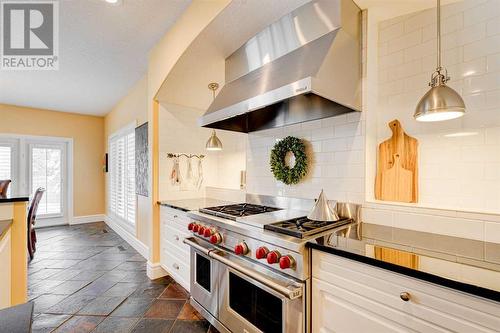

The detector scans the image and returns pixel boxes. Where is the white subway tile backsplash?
[335,122,363,138]
[463,0,500,27]
[387,29,422,54]
[379,22,404,43]
[403,39,435,63]
[486,53,500,72]
[464,71,500,94]
[376,1,500,224]
[311,127,335,141]
[486,17,500,36]
[463,34,500,61]
[485,222,500,243]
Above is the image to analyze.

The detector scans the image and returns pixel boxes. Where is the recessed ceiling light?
[105,0,122,5]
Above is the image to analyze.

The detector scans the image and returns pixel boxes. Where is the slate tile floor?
[29,222,217,333]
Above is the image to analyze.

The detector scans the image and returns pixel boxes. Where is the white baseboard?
[104,215,149,260]
[147,261,168,280]
[71,214,106,225]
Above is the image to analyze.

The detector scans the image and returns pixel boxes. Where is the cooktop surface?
[264,216,353,238]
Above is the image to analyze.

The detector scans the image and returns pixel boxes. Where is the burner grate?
[264,217,353,238]
[200,203,281,219]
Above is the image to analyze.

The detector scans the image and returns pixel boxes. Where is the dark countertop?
[158,198,234,212]
[0,302,34,333]
[0,219,12,237]
[0,194,29,203]
[307,223,500,303]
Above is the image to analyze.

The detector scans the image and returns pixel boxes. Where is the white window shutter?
[108,126,136,226]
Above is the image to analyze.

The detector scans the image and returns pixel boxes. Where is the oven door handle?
[209,250,303,300]
[183,237,211,256]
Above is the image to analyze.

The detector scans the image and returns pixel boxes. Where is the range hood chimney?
[199,0,362,133]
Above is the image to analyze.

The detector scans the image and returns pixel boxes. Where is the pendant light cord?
[436,0,441,71]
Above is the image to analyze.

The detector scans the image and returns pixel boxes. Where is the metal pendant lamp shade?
[307,190,339,222]
[414,0,465,122]
[206,129,223,151]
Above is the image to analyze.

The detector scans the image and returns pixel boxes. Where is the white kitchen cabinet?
[160,206,191,292]
[312,250,500,333]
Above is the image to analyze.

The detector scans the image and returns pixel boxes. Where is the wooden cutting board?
[380,154,413,202]
[375,120,418,203]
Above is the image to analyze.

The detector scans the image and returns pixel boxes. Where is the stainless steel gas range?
[183,194,360,333]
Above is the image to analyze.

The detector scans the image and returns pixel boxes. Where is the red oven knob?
[188,223,195,231]
[203,227,213,237]
[255,246,269,259]
[198,225,206,235]
[210,233,223,245]
[267,250,281,264]
[279,255,295,270]
[192,224,200,233]
[234,242,248,256]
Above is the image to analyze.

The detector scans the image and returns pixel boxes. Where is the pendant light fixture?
[414,0,465,122]
[205,83,223,151]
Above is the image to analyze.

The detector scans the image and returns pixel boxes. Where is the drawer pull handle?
[400,292,411,302]
[172,263,179,270]
[173,215,178,218]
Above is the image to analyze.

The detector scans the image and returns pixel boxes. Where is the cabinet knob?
[400,292,411,302]
[173,215,178,218]
[174,235,179,241]
[172,263,179,270]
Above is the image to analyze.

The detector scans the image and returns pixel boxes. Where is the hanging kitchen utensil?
[197,158,204,189]
[307,189,339,222]
[187,157,193,181]
[375,120,418,203]
[170,157,181,185]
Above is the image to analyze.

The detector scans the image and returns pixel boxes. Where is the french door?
[0,135,71,227]
[28,142,68,227]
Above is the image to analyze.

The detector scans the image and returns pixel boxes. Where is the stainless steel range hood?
[199,0,362,133]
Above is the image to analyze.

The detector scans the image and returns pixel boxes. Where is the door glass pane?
[229,272,283,332]
[0,146,11,195]
[32,147,62,215]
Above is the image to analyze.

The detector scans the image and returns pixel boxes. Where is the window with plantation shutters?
[109,125,135,226]
[0,145,12,195]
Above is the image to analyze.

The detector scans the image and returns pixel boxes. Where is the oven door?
[186,237,219,317]
[213,250,305,333]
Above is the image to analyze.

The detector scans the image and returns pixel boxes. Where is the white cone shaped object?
[307,190,339,222]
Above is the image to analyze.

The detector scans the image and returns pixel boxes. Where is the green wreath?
[270,136,308,185]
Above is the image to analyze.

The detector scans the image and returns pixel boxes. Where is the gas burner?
[200,203,281,221]
[264,216,353,239]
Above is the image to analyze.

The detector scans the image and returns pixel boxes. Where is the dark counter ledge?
[307,242,500,304]
[0,195,29,203]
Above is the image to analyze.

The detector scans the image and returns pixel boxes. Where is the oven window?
[229,272,282,332]
[195,253,211,292]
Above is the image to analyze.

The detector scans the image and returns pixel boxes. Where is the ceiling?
[0,0,191,116]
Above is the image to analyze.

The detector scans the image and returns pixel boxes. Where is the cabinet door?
[312,250,500,333]
[312,278,446,333]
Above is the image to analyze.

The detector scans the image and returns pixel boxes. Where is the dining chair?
[0,180,11,197]
[27,188,45,261]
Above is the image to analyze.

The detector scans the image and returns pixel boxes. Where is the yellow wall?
[147,0,231,263]
[104,75,150,247]
[0,104,104,217]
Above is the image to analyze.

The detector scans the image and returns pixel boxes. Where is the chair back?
[0,180,11,197]
[28,188,45,227]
